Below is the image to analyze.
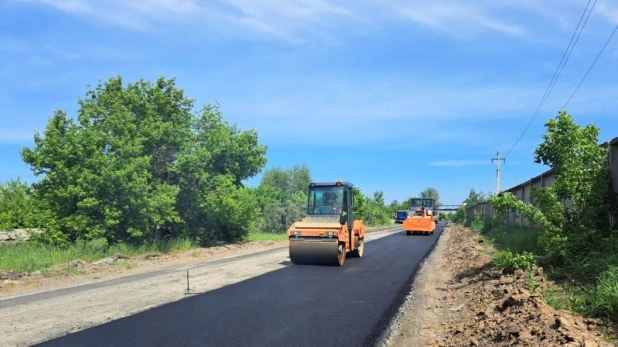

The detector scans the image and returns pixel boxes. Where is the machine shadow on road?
[35,227,443,347]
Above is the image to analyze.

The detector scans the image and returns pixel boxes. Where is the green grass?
[479,224,543,255]
[246,231,288,242]
[1,231,289,274]
[0,238,195,273]
[469,221,484,232]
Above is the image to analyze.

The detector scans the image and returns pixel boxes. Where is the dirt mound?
[431,225,612,347]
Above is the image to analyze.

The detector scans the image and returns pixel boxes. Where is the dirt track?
[1,226,397,347]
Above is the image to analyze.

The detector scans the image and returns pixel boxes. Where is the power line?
[514,21,618,160]
[501,170,518,190]
[503,0,597,156]
[512,134,542,160]
[562,23,618,109]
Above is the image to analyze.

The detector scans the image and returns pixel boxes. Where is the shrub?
[492,250,536,274]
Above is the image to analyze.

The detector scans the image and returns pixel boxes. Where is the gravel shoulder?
[0,240,288,299]
[1,225,397,347]
[381,223,615,347]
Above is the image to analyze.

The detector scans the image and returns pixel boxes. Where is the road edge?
[364,223,448,347]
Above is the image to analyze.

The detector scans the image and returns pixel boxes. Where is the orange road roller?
[286,179,366,266]
[403,198,436,235]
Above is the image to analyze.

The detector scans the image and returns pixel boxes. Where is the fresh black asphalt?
[35,223,444,347]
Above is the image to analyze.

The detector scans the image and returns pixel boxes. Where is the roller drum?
[289,238,342,265]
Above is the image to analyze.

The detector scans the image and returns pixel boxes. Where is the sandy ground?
[380,222,454,346]
[1,226,397,347]
[0,241,288,298]
[381,223,615,347]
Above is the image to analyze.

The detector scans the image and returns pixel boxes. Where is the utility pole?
[491,151,506,194]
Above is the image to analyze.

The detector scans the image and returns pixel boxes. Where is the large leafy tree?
[254,163,312,233]
[173,103,267,243]
[372,190,385,206]
[259,163,311,201]
[20,76,267,245]
[420,187,441,207]
[352,187,392,226]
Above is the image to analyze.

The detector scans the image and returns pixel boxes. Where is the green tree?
[169,102,267,243]
[489,110,614,260]
[464,188,487,205]
[20,76,267,245]
[353,187,369,222]
[352,187,391,226]
[420,187,441,207]
[372,190,385,206]
[254,163,312,233]
[259,163,311,201]
[259,191,308,233]
[0,178,48,231]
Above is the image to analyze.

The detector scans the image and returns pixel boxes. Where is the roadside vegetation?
[0,75,399,272]
[454,110,618,327]
[389,187,442,214]
[0,237,194,273]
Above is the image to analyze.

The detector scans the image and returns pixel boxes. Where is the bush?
[451,206,467,224]
[492,250,536,274]
[0,178,48,231]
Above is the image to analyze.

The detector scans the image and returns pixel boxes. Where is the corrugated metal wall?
[467,137,618,228]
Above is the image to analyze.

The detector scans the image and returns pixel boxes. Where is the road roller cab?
[402,198,436,235]
[287,179,366,266]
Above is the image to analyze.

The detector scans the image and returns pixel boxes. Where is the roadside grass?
[0,230,303,274]
[1,230,297,274]
[246,231,288,242]
[0,238,195,273]
[457,219,618,335]
[479,223,543,255]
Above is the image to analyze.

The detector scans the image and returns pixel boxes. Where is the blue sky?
[1,0,617,205]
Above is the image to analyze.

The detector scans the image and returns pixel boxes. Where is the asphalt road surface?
[36,223,444,347]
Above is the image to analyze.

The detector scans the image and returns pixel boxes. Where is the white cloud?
[16,0,362,42]
[219,72,618,121]
[597,1,618,24]
[202,71,618,147]
[393,2,524,37]
[16,0,617,42]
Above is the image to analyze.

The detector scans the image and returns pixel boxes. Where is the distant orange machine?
[402,198,436,235]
